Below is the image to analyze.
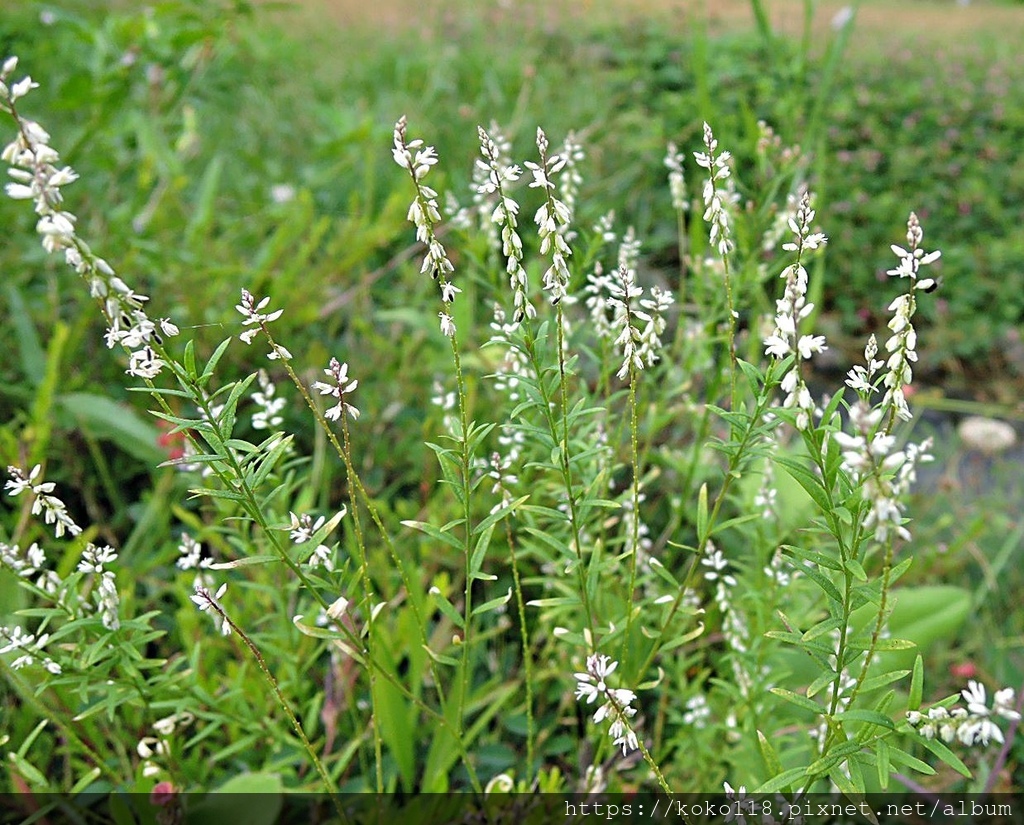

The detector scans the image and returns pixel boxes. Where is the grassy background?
[1,0,1022,793]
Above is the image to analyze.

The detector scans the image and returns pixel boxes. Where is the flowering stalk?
[574,654,671,792]
[607,265,647,666]
[694,122,738,402]
[478,124,533,324]
[664,141,690,306]
[395,117,480,771]
[763,190,828,431]
[881,212,940,431]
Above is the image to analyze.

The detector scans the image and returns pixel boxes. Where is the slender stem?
[339,411,384,792]
[210,600,348,823]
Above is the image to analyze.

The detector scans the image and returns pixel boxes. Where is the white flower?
[438,311,456,338]
[191,582,231,636]
[573,653,641,755]
[313,358,360,422]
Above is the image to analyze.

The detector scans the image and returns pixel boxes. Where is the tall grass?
[1,0,1021,808]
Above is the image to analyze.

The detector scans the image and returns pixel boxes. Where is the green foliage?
[1,0,1020,802]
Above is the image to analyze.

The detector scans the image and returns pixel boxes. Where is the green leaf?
[774,455,832,513]
[801,564,844,605]
[473,587,512,617]
[844,558,868,582]
[189,773,283,825]
[470,523,495,578]
[757,730,783,777]
[886,745,936,776]
[833,709,896,730]
[431,588,466,630]
[753,766,807,794]
[918,736,971,778]
[860,669,911,693]
[876,738,891,789]
[770,687,823,716]
[909,655,924,710]
[200,338,234,387]
[402,519,463,551]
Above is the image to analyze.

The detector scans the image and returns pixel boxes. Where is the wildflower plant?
[1,48,1013,803]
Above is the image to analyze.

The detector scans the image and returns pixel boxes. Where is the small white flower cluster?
[251,369,286,430]
[487,304,533,409]
[447,119,510,246]
[0,625,60,674]
[845,334,885,396]
[764,192,828,430]
[477,125,534,325]
[608,265,646,380]
[833,402,934,543]
[393,116,459,337]
[486,451,519,515]
[683,693,710,729]
[3,465,122,649]
[664,142,689,214]
[557,130,585,227]
[1,57,178,379]
[584,262,617,341]
[702,541,748,656]
[574,653,640,756]
[606,265,673,380]
[525,128,572,304]
[288,508,346,571]
[235,289,292,361]
[176,533,213,572]
[313,358,360,422]
[190,582,231,636]
[693,122,734,257]
[76,543,121,631]
[137,711,195,778]
[881,213,940,422]
[5,463,81,538]
[908,681,1020,747]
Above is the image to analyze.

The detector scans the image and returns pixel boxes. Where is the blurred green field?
[1,0,1022,795]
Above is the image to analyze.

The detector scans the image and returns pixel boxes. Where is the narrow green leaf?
[473,588,512,617]
[469,523,495,578]
[430,588,466,630]
[909,655,924,710]
[834,709,896,730]
[200,338,234,387]
[860,669,911,693]
[770,687,822,716]
[886,745,936,776]
[845,558,868,582]
[876,738,891,789]
[401,519,463,550]
[774,455,831,514]
[757,730,783,777]
[753,766,807,794]
[918,736,971,778]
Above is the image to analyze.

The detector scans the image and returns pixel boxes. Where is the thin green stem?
[209,598,347,823]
